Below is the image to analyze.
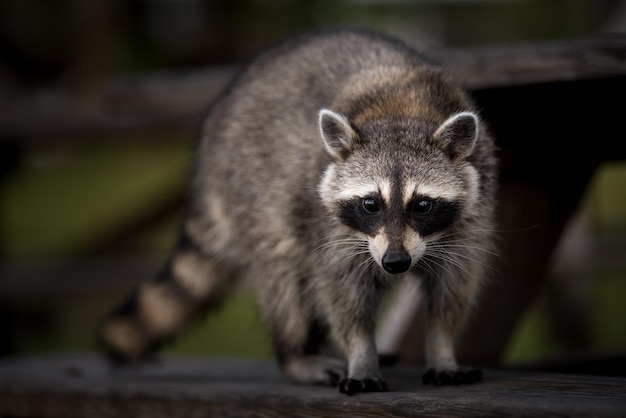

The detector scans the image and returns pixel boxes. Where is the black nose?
[381,251,411,274]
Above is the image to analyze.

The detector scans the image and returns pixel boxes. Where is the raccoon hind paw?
[282,355,347,386]
[422,368,482,386]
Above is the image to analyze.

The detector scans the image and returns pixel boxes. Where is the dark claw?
[339,377,388,395]
[339,378,361,395]
[422,368,482,386]
[363,377,388,392]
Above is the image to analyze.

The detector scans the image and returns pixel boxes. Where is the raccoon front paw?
[338,377,388,395]
[422,368,482,386]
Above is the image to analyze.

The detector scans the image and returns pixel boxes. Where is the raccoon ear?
[319,109,358,161]
[432,111,479,160]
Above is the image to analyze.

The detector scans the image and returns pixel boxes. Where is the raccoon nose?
[381,251,411,274]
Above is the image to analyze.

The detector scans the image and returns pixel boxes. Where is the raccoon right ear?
[319,109,358,161]
[432,111,480,161]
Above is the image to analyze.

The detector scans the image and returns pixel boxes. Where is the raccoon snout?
[381,251,411,274]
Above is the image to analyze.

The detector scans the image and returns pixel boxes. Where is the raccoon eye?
[362,197,381,213]
[412,198,433,215]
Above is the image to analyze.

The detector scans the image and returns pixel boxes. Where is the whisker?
[435,242,500,258]
[312,237,364,253]
[419,255,456,298]
[312,235,371,269]
[434,249,497,273]
[421,252,458,281]
[343,255,376,284]
[425,246,474,278]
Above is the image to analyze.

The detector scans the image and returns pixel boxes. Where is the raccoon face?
[318,109,480,275]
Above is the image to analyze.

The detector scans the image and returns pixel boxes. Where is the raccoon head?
[318,108,480,275]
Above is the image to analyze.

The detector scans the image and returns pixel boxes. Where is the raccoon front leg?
[254,261,347,387]
[336,330,388,395]
[421,259,482,386]
[98,240,238,364]
[317,274,388,395]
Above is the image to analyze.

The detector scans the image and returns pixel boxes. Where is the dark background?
[1,0,625,369]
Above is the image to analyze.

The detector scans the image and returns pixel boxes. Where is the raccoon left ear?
[432,111,479,160]
[319,109,358,161]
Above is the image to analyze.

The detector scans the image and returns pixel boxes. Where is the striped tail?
[98,236,238,364]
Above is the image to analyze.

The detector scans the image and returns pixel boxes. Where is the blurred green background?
[1,0,625,369]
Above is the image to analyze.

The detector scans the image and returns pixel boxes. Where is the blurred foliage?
[503,162,626,365]
[1,135,190,259]
[593,161,626,235]
[504,269,626,365]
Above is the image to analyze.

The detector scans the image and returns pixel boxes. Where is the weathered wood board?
[0,354,625,417]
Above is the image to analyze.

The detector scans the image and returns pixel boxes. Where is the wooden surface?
[0,354,625,417]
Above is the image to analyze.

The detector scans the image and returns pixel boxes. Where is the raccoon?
[99,28,498,395]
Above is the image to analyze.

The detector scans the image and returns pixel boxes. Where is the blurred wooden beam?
[1,36,626,138]
[0,67,236,138]
[434,35,626,89]
[0,256,159,304]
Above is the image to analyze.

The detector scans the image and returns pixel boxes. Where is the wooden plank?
[0,67,235,138]
[1,36,626,138]
[432,36,626,89]
[0,354,625,417]
[0,256,157,303]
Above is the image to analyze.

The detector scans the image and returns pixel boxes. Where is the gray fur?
[99,28,498,395]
